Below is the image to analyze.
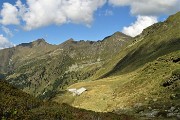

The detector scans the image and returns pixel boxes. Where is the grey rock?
[174,110,179,113]
[177,114,180,119]
[145,110,159,118]
[170,106,176,111]
[134,103,143,108]
[167,113,175,117]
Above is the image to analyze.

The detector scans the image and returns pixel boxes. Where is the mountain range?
[0,31,132,99]
[0,12,180,120]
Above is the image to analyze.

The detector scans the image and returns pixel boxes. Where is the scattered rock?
[139,111,144,115]
[174,109,179,113]
[140,109,160,118]
[145,110,159,118]
[170,94,176,100]
[134,103,143,109]
[177,114,180,119]
[167,113,175,117]
[170,106,176,111]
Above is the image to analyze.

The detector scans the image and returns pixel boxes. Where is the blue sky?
[0,0,179,49]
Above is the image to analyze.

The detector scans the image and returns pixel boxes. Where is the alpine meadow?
[0,1,180,120]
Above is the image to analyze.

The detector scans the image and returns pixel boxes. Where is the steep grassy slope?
[0,39,58,73]
[92,12,180,80]
[0,32,132,99]
[53,12,180,119]
[0,80,134,120]
[55,47,180,120]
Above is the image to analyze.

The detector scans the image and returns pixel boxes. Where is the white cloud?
[0,0,179,32]
[109,0,180,37]
[0,34,14,49]
[109,0,180,16]
[0,2,20,25]
[1,26,13,37]
[0,0,106,30]
[24,0,106,30]
[122,16,158,37]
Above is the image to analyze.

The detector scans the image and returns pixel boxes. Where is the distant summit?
[17,39,50,48]
[103,31,131,41]
[113,31,129,37]
[61,38,77,45]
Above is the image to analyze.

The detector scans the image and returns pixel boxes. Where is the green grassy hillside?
[0,80,134,120]
[0,32,131,99]
[0,39,58,73]
[53,12,180,120]
[55,46,180,120]
[1,10,179,120]
[92,12,180,80]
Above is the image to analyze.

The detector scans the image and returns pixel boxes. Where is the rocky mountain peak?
[102,31,132,42]
[66,38,75,43]
[17,38,49,48]
[60,38,77,45]
[31,38,48,46]
[113,31,130,37]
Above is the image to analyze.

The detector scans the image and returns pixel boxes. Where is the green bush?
[172,69,180,76]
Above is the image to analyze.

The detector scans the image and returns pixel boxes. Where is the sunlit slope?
[0,80,134,120]
[53,12,180,119]
[0,32,131,99]
[55,50,180,113]
[92,12,180,80]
